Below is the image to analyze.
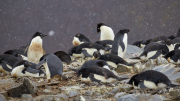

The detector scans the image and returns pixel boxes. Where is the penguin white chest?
[43,62,51,80]
[100,26,114,41]
[83,48,97,56]
[28,36,44,64]
[73,37,83,46]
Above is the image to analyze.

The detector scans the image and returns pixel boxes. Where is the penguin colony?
[1,23,180,90]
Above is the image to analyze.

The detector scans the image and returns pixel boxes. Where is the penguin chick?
[69,60,110,73]
[97,23,115,41]
[111,29,130,58]
[25,32,47,64]
[128,70,180,89]
[132,42,169,60]
[54,51,72,64]
[77,66,128,83]
[36,53,63,83]
[93,51,136,68]
[95,40,113,51]
[72,33,91,46]
[11,60,45,77]
[73,42,106,58]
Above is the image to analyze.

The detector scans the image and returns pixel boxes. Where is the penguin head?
[174,44,180,50]
[118,29,130,34]
[164,39,173,46]
[24,61,31,67]
[32,32,47,39]
[92,51,101,59]
[97,23,106,33]
[128,74,139,86]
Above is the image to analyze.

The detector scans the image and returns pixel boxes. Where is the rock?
[73,96,93,101]
[110,87,120,94]
[93,98,108,101]
[0,91,8,99]
[149,95,167,101]
[116,64,133,73]
[7,77,37,98]
[56,94,69,100]
[61,73,69,80]
[114,92,126,99]
[119,85,133,92]
[0,94,6,101]
[133,62,143,73]
[169,89,180,100]
[59,86,83,94]
[42,89,53,95]
[84,91,93,96]
[34,94,69,101]
[124,45,142,59]
[0,79,15,90]
[69,91,79,97]
[157,57,168,65]
[144,59,156,68]
[21,94,32,100]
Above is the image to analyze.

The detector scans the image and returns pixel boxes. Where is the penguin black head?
[24,61,31,67]
[118,29,130,34]
[97,23,106,33]
[128,74,139,85]
[32,32,47,39]
[164,39,173,46]
[74,33,91,42]
[93,51,101,59]
[96,60,108,67]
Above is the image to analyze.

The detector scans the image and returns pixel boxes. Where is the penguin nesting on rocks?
[11,60,45,77]
[72,33,91,46]
[77,66,128,83]
[54,51,72,64]
[128,70,180,89]
[111,29,130,58]
[164,44,180,64]
[132,42,169,60]
[72,42,106,58]
[25,32,47,64]
[95,40,113,51]
[97,23,115,41]
[93,51,136,68]
[36,53,63,83]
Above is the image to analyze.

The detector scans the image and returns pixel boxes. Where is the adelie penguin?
[97,23,115,41]
[72,33,91,46]
[11,60,45,77]
[111,29,130,58]
[128,70,180,89]
[95,40,113,51]
[36,53,63,83]
[72,42,106,58]
[54,51,72,64]
[93,51,136,68]
[77,66,128,83]
[25,32,47,64]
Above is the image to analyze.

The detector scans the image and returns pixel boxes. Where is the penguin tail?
[126,62,138,66]
[116,77,128,81]
[170,83,180,87]
[130,57,140,59]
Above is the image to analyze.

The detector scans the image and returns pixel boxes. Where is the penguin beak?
[42,34,47,37]
[167,57,170,63]
[92,57,97,60]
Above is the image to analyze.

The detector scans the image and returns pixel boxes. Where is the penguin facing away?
[36,53,63,83]
[93,51,135,68]
[77,66,128,83]
[128,70,180,89]
[25,32,47,64]
[72,33,91,46]
[11,60,45,77]
[111,29,130,58]
[97,23,115,41]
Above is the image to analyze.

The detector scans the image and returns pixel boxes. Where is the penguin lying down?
[11,60,45,77]
[76,66,128,83]
[128,70,180,89]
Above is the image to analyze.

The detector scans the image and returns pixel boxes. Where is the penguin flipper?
[81,50,92,57]
[0,62,12,72]
[23,67,40,74]
[36,59,46,69]
[24,46,29,54]
[89,73,101,83]
[139,81,148,89]
[119,40,125,52]
[149,51,162,59]
[43,47,46,55]
[170,83,180,87]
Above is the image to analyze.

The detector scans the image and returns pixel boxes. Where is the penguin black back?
[75,34,91,42]
[54,51,72,64]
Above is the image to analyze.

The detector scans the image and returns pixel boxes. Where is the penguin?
[128,70,180,89]
[0,54,21,72]
[167,35,176,40]
[54,51,72,64]
[94,40,113,51]
[72,42,106,58]
[132,40,143,48]
[72,33,91,46]
[93,51,136,68]
[132,42,169,60]
[36,53,63,83]
[69,60,110,73]
[140,39,152,48]
[67,46,78,56]
[97,23,115,41]
[77,66,128,83]
[11,60,45,77]
[164,44,180,64]
[177,28,180,37]
[150,36,168,43]
[111,29,130,58]
[172,37,180,46]
[25,32,47,64]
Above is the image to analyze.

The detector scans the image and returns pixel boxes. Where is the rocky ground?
[1,45,180,101]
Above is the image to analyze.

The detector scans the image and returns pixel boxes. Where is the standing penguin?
[72,33,91,46]
[25,32,47,64]
[111,29,130,58]
[97,23,115,41]
[128,70,180,89]
[36,53,63,83]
